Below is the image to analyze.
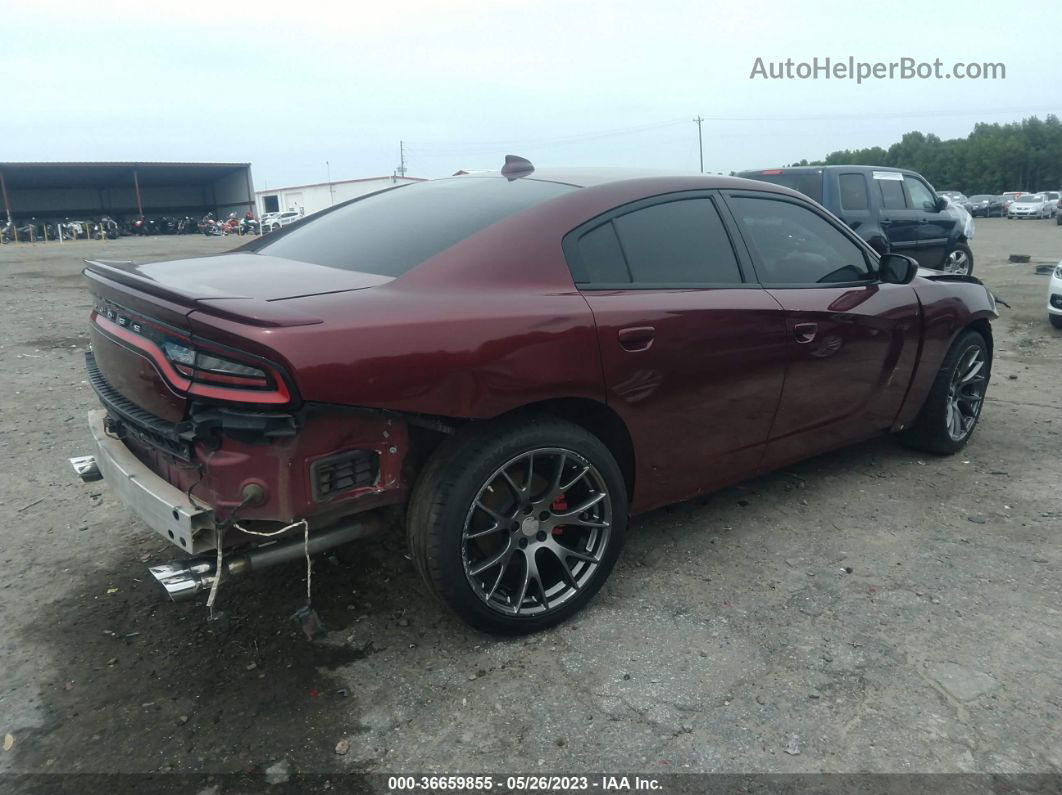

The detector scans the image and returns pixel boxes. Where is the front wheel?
[407,416,627,634]
[899,329,991,455]
[942,243,974,275]
[1050,314,1062,329]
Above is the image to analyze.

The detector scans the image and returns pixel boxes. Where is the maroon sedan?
[72,158,997,633]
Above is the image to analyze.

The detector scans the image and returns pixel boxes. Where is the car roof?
[736,164,927,178]
[445,168,800,193]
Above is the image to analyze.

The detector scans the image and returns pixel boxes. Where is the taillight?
[94,311,293,405]
[160,342,274,391]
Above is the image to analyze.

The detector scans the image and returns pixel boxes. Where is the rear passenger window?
[575,222,629,283]
[567,197,742,286]
[878,179,907,210]
[612,199,741,284]
[839,174,869,211]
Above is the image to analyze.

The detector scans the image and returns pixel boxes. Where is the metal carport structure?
[0,162,255,224]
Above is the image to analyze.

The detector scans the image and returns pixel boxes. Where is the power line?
[407,119,688,156]
[408,105,1055,159]
[683,105,1059,122]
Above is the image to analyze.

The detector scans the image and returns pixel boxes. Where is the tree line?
[786,115,1062,195]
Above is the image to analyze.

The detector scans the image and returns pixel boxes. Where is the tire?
[1057,214,1062,226]
[1050,314,1062,329]
[942,243,974,275]
[900,329,991,455]
[407,415,627,634]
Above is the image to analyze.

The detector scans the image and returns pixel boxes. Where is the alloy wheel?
[461,448,612,618]
[944,249,971,275]
[946,344,987,441]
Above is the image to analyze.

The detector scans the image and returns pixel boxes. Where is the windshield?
[1017,194,1040,202]
[255,177,576,276]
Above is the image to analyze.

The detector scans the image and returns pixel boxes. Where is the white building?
[256,175,425,219]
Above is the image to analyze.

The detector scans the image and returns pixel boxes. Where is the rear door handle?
[792,322,817,344]
[618,326,655,351]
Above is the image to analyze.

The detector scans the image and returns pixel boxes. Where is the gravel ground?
[0,220,1059,784]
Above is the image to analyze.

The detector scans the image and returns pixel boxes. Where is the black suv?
[736,165,974,275]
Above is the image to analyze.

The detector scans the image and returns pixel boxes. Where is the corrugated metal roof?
[0,162,251,189]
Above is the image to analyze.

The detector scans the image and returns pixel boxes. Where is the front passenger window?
[904,177,937,211]
[731,196,871,285]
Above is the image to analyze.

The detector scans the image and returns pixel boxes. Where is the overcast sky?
[4,1,1059,188]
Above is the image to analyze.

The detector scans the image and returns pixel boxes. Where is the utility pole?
[692,116,704,173]
[397,141,407,178]
[0,170,11,224]
[326,160,334,206]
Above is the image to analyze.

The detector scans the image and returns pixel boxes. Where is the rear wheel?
[1050,314,1062,329]
[407,416,627,634]
[900,329,990,455]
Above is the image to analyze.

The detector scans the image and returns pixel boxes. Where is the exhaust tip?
[149,562,211,602]
[70,455,102,482]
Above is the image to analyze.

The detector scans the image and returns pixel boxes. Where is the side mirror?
[879,253,918,285]
[934,196,948,212]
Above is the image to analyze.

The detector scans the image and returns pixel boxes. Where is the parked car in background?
[1007,193,1052,219]
[262,210,302,232]
[71,163,999,633]
[938,191,972,213]
[967,195,1004,217]
[1049,261,1062,328]
[1040,191,1060,217]
[1000,191,1024,216]
[737,165,976,274]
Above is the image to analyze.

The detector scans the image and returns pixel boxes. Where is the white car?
[1007,193,1052,219]
[1042,191,1061,218]
[262,210,302,232]
[1049,261,1062,329]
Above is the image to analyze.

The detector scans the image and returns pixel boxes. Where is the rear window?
[740,171,824,203]
[255,177,576,276]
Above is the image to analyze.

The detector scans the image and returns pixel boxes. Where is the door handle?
[919,218,929,223]
[792,322,817,344]
[618,326,655,351]
[880,218,892,225]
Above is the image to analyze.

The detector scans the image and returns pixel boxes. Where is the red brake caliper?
[551,494,567,536]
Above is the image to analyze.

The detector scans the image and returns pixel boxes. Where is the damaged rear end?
[73,256,413,603]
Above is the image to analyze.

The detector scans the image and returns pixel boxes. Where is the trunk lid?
[88,252,392,308]
[84,253,389,421]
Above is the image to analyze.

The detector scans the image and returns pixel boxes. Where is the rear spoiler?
[83,260,323,328]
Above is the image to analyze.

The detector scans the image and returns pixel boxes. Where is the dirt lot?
[0,221,1059,786]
